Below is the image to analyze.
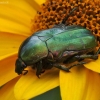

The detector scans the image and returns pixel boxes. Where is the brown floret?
[31,0,100,43]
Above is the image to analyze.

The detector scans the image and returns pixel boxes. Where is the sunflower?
[0,0,100,100]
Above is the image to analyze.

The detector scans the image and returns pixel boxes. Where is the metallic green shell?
[18,25,97,65]
[19,36,48,65]
[46,28,97,53]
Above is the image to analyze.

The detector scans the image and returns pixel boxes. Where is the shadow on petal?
[0,76,20,100]
[60,65,100,100]
[14,67,59,100]
[0,54,18,86]
[84,55,100,73]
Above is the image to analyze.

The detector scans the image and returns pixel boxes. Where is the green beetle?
[15,7,100,77]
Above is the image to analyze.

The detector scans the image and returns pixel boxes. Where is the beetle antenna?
[61,7,78,24]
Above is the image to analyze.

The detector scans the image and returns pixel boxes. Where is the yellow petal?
[34,0,46,5]
[60,66,100,100]
[0,0,37,36]
[14,68,59,99]
[25,0,42,11]
[0,32,27,58]
[0,76,20,100]
[84,55,100,73]
[0,55,18,86]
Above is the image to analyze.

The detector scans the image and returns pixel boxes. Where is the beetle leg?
[54,61,88,72]
[53,64,70,72]
[36,60,43,78]
[75,47,100,60]
[64,48,100,71]
[66,61,87,71]
[61,7,78,25]
[54,61,87,72]
[75,55,98,60]
[53,7,78,28]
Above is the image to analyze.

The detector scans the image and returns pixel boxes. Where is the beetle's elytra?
[15,7,100,77]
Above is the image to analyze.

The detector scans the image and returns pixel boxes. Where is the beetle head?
[15,58,28,75]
